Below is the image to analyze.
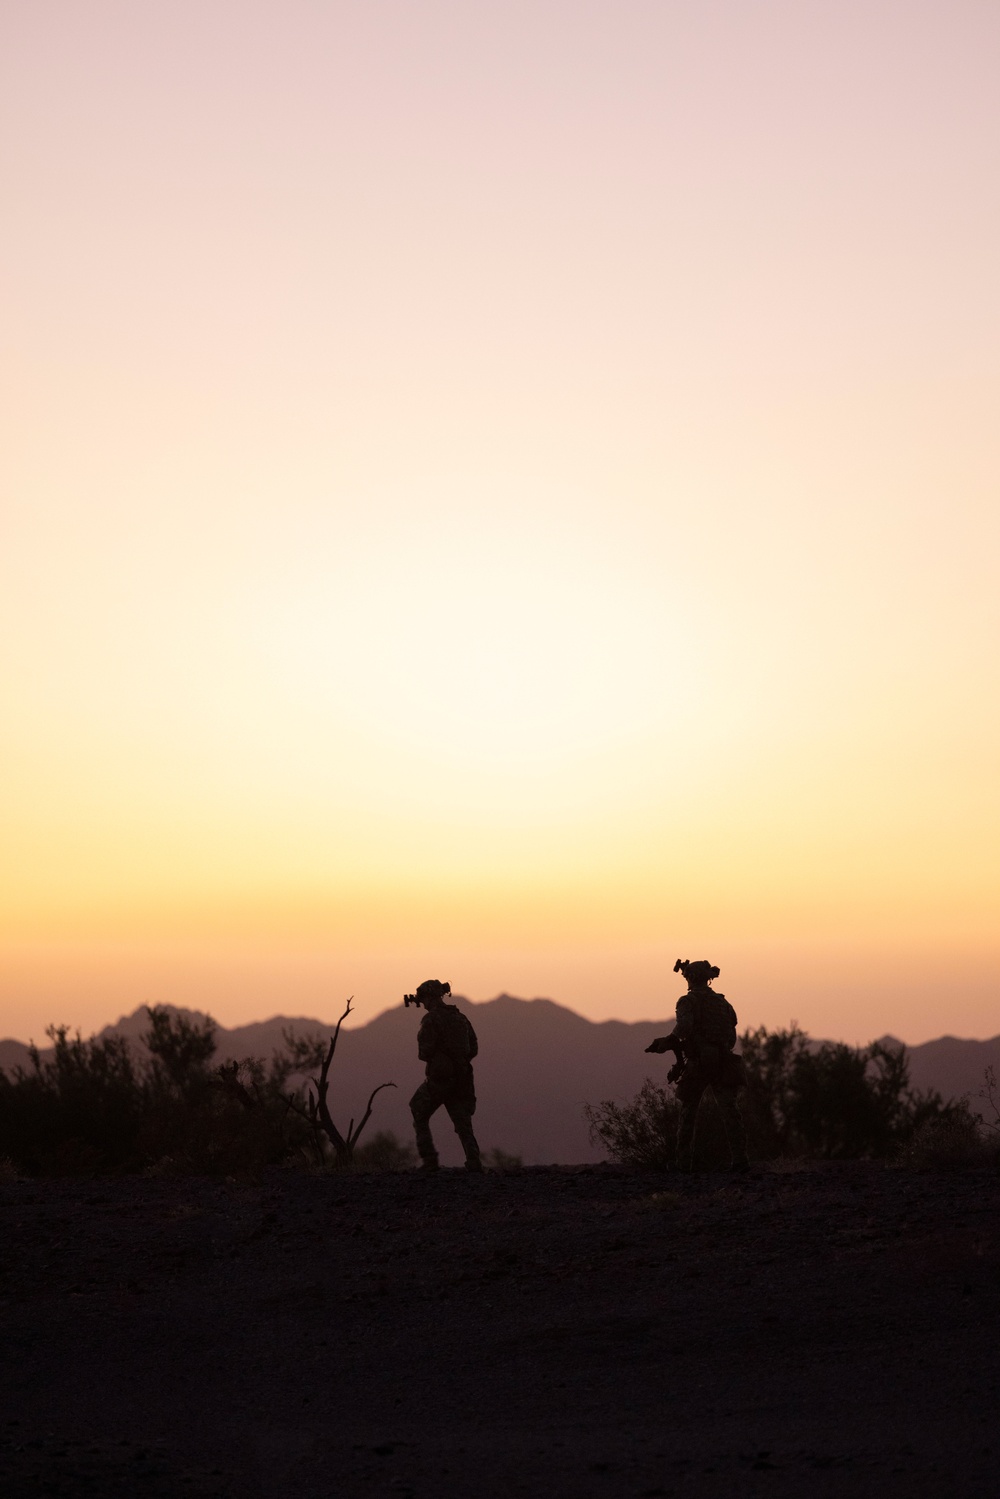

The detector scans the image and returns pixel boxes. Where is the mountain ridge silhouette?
[2,995,997,1164]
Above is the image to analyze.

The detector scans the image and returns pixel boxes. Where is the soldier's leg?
[444,1096,483,1171]
[712,1085,749,1168]
[675,1076,707,1171]
[409,1083,442,1168]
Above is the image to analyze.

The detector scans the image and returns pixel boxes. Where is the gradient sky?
[2,2,998,1045]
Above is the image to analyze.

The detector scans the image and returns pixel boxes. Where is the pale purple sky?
[2,3,998,1042]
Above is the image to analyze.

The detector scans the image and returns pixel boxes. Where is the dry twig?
[282,998,395,1167]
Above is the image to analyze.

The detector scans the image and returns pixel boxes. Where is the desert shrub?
[0,1008,323,1178]
[895,1067,1000,1171]
[586,1077,737,1171]
[0,1027,147,1175]
[895,1108,991,1170]
[585,1079,679,1170]
[586,1028,970,1169]
[980,1066,1000,1138]
[351,1131,417,1172]
[486,1147,524,1172]
[739,1026,964,1160]
[138,1010,230,1173]
[141,1021,334,1177]
[145,1008,217,1091]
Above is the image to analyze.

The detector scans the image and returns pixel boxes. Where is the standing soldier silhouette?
[405,979,483,1172]
[646,959,749,1172]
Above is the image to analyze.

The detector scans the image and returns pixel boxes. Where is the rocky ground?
[1,1160,998,1498]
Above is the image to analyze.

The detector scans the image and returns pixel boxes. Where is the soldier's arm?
[416,1014,437,1061]
[673,994,696,1042]
[646,1028,682,1055]
[465,1020,479,1060]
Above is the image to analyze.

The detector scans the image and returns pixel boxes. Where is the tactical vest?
[420,1004,477,1100]
[686,990,738,1052]
[423,1005,477,1064]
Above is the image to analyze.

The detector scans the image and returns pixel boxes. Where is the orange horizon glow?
[2,3,998,1047]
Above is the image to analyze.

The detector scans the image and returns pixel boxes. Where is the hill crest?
[2,996,997,1163]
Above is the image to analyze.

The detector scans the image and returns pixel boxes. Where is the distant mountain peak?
[3,1002,999,1164]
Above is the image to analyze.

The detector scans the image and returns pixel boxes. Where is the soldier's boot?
[454,1119,483,1172]
[411,1107,439,1171]
[676,1098,699,1174]
[415,1136,440,1172]
[715,1086,749,1171]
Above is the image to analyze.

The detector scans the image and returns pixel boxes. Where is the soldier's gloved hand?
[645,1038,671,1054]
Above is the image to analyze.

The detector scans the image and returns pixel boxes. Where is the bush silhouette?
[486,1147,524,1172]
[586,1026,975,1169]
[0,1026,146,1175]
[586,1079,679,1170]
[351,1130,417,1172]
[0,1008,331,1177]
[740,1026,975,1159]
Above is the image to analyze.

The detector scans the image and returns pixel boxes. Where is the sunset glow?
[2,2,998,1044]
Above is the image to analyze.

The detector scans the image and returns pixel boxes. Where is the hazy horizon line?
[3,993,999,1051]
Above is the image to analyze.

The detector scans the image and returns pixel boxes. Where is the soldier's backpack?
[690,991,740,1079]
[433,1003,475,1060]
[422,1004,477,1094]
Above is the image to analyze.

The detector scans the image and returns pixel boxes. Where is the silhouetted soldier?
[647,959,749,1172]
[405,979,483,1172]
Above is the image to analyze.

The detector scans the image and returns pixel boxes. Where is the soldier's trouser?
[676,1079,748,1169]
[409,1082,481,1167]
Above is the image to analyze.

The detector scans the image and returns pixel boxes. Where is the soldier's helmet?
[416,978,451,1003]
[674,958,720,986]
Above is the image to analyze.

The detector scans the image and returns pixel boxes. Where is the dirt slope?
[1,1161,998,1498]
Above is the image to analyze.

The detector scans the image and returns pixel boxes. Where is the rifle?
[645,1033,687,1085]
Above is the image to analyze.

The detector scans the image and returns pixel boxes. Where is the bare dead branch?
[214,1060,256,1111]
[281,1094,313,1125]
[278,1090,326,1166]
[980,1065,1000,1134]
[280,997,396,1166]
[347,1082,397,1151]
[327,998,354,1059]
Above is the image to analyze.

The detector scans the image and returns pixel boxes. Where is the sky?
[2,1,998,1045]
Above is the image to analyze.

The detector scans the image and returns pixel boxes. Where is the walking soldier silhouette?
[405,980,483,1172]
